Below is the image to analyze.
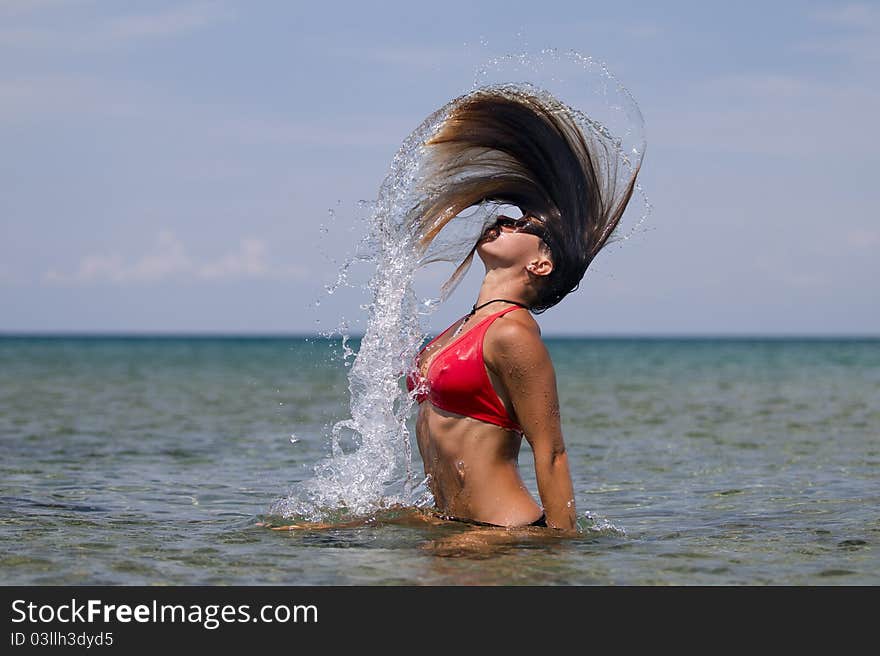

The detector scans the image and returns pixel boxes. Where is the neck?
[474,269,531,309]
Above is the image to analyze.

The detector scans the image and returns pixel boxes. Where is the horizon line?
[1,331,878,341]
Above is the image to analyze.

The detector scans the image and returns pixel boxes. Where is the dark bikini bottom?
[529,514,548,528]
[430,511,547,528]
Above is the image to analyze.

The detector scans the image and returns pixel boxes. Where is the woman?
[264,84,642,533]
[408,214,575,529]
[406,85,642,531]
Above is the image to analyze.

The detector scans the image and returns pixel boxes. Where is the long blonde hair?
[413,84,642,312]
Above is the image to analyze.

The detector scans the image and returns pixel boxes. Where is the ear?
[527,254,554,278]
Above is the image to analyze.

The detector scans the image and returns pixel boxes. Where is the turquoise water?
[1,336,878,585]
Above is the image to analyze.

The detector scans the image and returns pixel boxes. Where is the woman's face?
[476,216,552,271]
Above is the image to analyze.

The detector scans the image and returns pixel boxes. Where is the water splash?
[579,510,627,536]
[271,104,455,520]
[271,49,647,525]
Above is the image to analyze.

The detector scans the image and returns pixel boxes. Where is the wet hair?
[414,84,642,313]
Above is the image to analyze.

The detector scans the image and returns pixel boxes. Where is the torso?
[409,306,544,527]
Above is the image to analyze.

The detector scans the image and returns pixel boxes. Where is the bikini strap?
[470,305,526,338]
[486,304,526,321]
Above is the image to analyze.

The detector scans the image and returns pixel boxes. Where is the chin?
[475,228,496,251]
[476,235,513,268]
[475,234,498,257]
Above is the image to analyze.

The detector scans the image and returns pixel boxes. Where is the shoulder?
[486,308,541,343]
[484,309,549,366]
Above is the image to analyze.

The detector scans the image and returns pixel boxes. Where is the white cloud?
[701,74,817,99]
[213,115,407,148]
[0,1,233,50]
[798,3,880,63]
[314,40,477,70]
[0,72,408,147]
[0,74,151,122]
[649,73,880,156]
[813,3,880,29]
[622,24,662,39]
[44,231,306,285]
[104,3,233,41]
[845,228,880,250]
[0,0,83,17]
[642,10,880,158]
[197,238,269,280]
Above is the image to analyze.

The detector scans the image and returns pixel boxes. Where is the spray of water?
[270,105,454,521]
[270,49,648,525]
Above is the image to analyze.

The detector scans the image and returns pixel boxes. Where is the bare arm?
[485,318,577,531]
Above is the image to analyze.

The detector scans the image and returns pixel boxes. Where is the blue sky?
[1,1,878,335]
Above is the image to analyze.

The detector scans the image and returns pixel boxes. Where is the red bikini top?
[406,305,524,433]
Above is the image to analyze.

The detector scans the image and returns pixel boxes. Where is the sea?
[1,335,877,585]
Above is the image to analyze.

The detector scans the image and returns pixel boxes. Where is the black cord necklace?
[451,299,529,338]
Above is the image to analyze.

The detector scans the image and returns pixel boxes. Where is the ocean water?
[0,335,877,585]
